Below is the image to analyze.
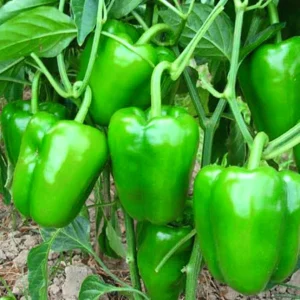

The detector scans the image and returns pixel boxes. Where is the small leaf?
[79,275,148,300]
[240,23,285,62]
[106,221,126,258]
[227,121,247,166]
[28,240,53,300]
[79,275,119,299]
[41,216,93,253]
[0,6,77,61]
[160,4,234,60]
[71,0,98,45]
[0,0,58,24]
[109,0,143,19]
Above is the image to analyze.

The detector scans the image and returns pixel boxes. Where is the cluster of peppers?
[1,12,300,300]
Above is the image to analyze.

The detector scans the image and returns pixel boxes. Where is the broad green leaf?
[28,240,54,300]
[106,221,126,258]
[240,23,285,62]
[0,6,77,61]
[109,0,143,19]
[0,149,10,205]
[41,216,92,252]
[71,0,98,46]
[0,0,58,24]
[0,58,24,75]
[29,217,91,300]
[160,4,234,60]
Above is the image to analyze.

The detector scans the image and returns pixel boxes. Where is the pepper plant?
[0,0,300,299]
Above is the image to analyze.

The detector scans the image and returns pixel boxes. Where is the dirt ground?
[1,195,300,300]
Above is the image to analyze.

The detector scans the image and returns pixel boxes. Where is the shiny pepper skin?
[108,106,199,225]
[79,20,176,126]
[1,100,67,165]
[12,112,108,228]
[239,37,300,170]
[137,222,193,300]
[194,165,300,295]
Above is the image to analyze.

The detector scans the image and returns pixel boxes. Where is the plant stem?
[247,132,269,169]
[181,61,207,130]
[263,123,300,160]
[185,240,202,300]
[75,0,105,98]
[155,229,196,273]
[31,71,41,114]
[170,0,228,80]
[57,0,72,94]
[224,7,253,147]
[185,99,226,300]
[267,1,282,43]
[136,23,173,45]
[74,86,92,123]
[132,10,149,31]
[157,0,185,18]
[31,53,70,98]
[150,61,171,118]
[124,211,142,299]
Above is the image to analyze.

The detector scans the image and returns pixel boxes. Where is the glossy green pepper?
[194,165,300,295]
[12,111,108,228]
[239,37,300,169]
[137,222,193,300]
[79,20,176,125]
[108,106,199,225]
[1,100,67,165]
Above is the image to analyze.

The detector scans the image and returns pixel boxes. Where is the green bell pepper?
[12,110,108,228]
[194,165,300,295]
[79,20,176,125]
[239,37,300,169]
[137,222,193,300]
[1,100,67,165]
[108,106,199,225]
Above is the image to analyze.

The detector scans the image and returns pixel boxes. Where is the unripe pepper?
[137,222,193,300]
[239,37,300,169]
[12,89,108,228]
[194,164,300,295]
[108,106,199,225]
[79,20,176,125]
[1,100,67,165]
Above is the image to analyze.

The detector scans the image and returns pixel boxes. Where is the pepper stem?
[263,123,300,160]
[150,61,171,118]
[267,1,282,43]
[247,132,269,170]
[136,23,173,45]
[170,0,228,81]
[31,71,41,114]
[74,84,92,123]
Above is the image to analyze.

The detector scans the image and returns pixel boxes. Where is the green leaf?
[227,121,247,166]
[109,0,143,19]
[79,275,148,300]
[71,0,98,46]
[240,23,285,62]
[0,0,58,25]
[160,4,234,60]
[0,60,26,101]
[28,217,92,300]
[79,275,120,299]
[106,221,126,258]
[41,216,93,252]
[0,6,77,61]
[0,149,10,205]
